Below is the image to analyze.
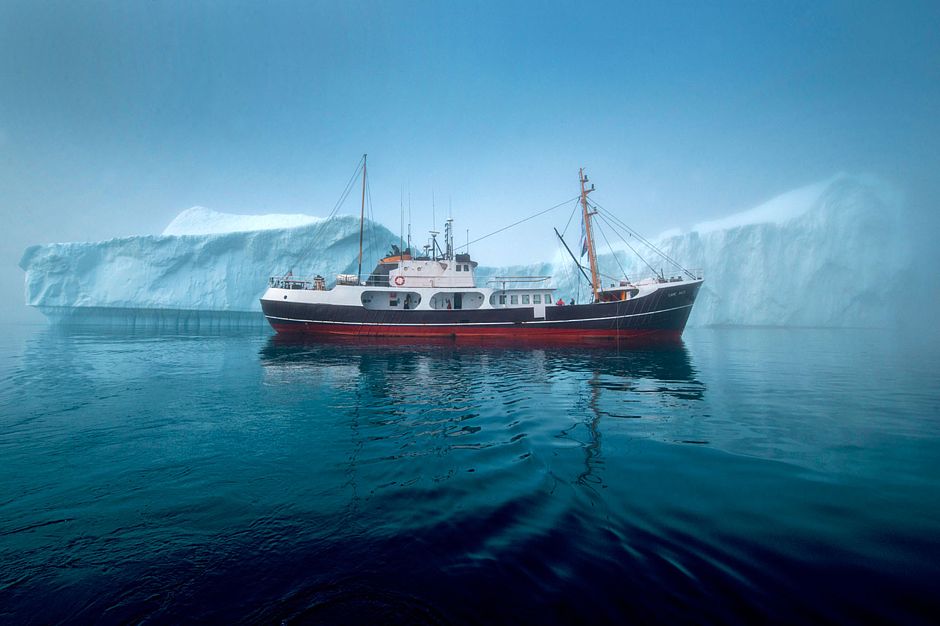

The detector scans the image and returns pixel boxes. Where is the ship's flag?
[579,215,587,257]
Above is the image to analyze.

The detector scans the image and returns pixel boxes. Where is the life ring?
[394,275,405,286]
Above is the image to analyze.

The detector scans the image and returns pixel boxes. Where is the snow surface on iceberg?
[163,206,323,236]
[19,174,916,328]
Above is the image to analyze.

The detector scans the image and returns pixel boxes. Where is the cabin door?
[454,293,463,310]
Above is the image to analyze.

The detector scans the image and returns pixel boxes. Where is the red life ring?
[394,275,405,286]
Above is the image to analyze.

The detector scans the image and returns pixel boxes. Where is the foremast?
[579,168,600,303]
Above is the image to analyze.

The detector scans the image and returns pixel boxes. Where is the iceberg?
[19,211,399,327]
[590,174,913,328]
[19,175,918,328]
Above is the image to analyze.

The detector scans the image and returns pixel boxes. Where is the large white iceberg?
[19,211,399,326]
[606,174,912,327]
[19,174,918,328]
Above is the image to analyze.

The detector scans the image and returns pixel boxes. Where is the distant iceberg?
[19,174,916,328]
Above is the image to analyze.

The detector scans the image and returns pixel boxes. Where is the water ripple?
[0,327,938,623]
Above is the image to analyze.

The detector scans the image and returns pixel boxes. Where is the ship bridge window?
[510,295,518,305]
[522,295,530,304]
[456,265,463,271]
[361,291,421,310]
[430,291,484,310]
[533,294,541,304]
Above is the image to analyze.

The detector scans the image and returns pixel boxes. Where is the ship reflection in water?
[253,336,710,622]
[259,335,706,484]
[2,327,939,623]
[260,335,705,497]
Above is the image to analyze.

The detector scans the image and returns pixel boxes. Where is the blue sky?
[2,1,939,320]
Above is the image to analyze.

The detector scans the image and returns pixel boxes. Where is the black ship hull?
[261,281,701,344]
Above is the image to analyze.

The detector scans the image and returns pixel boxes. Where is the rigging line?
[456,195,580,251]
[592,216,630,282]
[595,211,661,279]
[590,198,660,244]
[366,174,378,260]
[591,199,695,278]
[592,201,663,257]
[596,212,660,280]
[288,157,365,273]
[561,200,579,238]
[399,186,404,259]
[331,157,365,217]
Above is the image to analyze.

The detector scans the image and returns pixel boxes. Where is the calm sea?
[1,324,938,624]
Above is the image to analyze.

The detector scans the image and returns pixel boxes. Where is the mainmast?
[357,154,367,283]
[579,168,600,302]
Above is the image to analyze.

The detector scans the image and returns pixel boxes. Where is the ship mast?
[579,168,600,302]
[357,153,367,283]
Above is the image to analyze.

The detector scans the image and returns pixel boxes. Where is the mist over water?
[3,3,939,620]
[1,325,938,623]
[4,2,940,329]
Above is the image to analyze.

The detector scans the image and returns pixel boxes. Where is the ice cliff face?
[615,174,910,327]
[652,175,911,327]
[19,175,916,327]
[19,211,397,322]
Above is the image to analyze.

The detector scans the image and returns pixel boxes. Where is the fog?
[2,1,938,325]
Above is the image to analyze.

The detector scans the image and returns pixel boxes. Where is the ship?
[260,156,703,343]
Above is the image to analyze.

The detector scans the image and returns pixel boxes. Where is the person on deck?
[556,298,565,306]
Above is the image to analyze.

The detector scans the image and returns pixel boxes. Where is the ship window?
[522,295,530,304]
[533,294,541,304]
[510,295,518,305]
[456,265,462,271]
[390,299,399,307]
[464,264,470,271]
[499,295,506,305]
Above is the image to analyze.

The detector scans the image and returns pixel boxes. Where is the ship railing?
[618,268,703,287]
[269,273,401,289]
[487,275,552,285]
[487,276,554,291]
[268,275,321,290]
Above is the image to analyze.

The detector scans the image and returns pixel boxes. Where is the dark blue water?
[1,324,939,624]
